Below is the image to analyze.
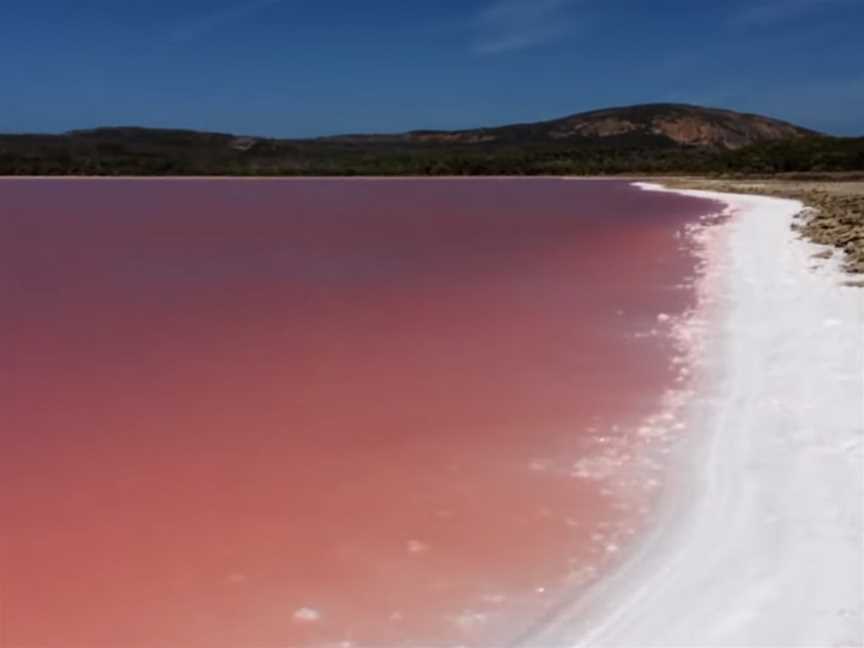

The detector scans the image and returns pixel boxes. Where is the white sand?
[522,185,864,647]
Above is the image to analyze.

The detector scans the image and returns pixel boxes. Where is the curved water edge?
[0,178,728,647]
[525,184,863,647]
[512,181,736,646]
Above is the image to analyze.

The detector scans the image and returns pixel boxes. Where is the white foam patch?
[406,539,429,554]
[293,607,321,623]
[570,454,625,480]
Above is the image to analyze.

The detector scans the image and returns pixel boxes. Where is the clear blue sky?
[2,0,862,137]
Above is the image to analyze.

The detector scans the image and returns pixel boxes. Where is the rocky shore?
[664,178,864,276]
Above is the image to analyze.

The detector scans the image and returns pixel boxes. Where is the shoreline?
[521,185,863,646]
[3,175,860,645]
[509,183,731,647]
[664,177,864,275]
[0,175,629,181]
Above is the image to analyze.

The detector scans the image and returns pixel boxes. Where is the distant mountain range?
[1,104,861,176]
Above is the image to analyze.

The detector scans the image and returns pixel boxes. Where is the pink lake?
[1,178,719,647]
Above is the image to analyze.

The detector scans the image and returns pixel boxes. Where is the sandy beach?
[525,185,864,647]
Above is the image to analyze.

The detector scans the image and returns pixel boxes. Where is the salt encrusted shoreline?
[665,178,864,276]
[520,185,863,647]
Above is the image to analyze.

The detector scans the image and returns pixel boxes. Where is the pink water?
[1,179,718,647]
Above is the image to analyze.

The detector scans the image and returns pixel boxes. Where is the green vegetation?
[4,132,861,177]
[0,106,860,176]
[717,137,864,174]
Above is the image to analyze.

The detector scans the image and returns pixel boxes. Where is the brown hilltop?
[548,104,814,149]
[331,103,817,150]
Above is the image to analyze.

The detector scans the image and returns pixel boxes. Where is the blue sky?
[2,0,861,136]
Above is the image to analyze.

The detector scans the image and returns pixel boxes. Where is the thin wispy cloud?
[168,0,283,43]
[472,0,577,55]
[732,0,849,26]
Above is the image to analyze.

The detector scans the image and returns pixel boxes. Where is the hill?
[0,104,859,176]
[327,104,815,150]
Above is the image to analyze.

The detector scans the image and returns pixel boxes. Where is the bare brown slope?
[329,103,817,150]
[549,104,815,149]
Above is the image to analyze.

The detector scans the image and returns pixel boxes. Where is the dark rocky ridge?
[0,104,857,176]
